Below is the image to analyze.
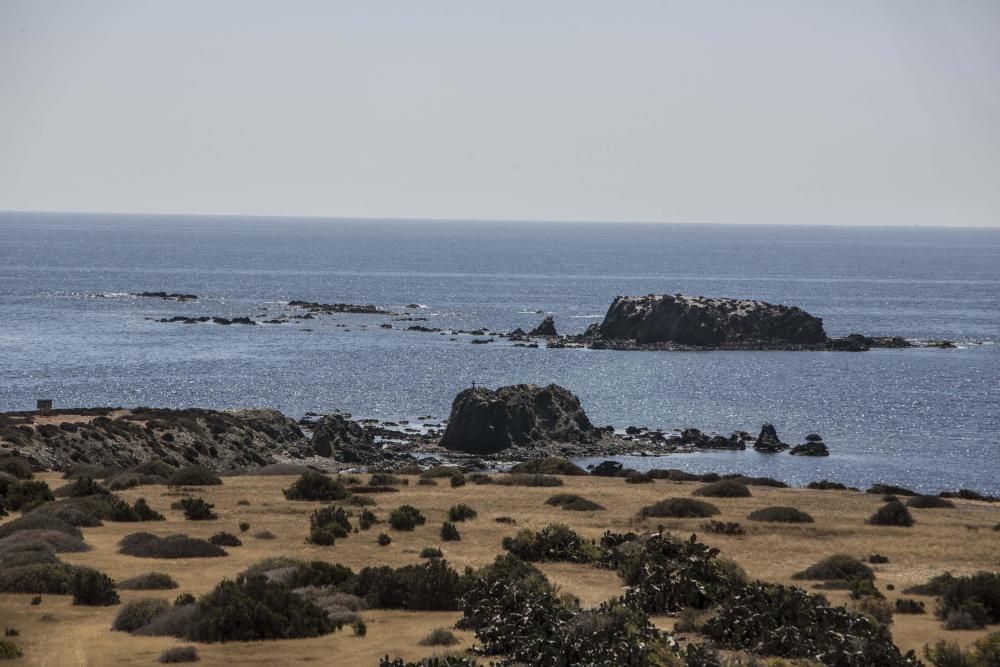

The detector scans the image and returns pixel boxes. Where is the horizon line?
[1,209,998,230]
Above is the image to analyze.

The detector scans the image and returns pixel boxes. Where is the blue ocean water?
[1,212,998,492]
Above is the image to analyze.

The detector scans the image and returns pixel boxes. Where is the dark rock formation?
[529,315,557,337]
[440,383,599,454]
[311,412,380,463]
[595,294,827,347]
[134,291,198,301]
[754,423,788,453]
[790,441,829,456]
[829,333,870,352]
[0,407,310,471]
[289,300,393,315]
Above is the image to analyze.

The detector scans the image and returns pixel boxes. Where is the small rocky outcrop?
[311,412,379,463]
[590,460,624,477]
[289,300,393,315]
[754,423,788,453]
[529,316,557,337]
[0,407,311,471]
[440,383,599,454]
[790,441,829,456]
[133,291,198,301]
[596,294,827,347]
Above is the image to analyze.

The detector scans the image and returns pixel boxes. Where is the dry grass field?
[2,471,999,665]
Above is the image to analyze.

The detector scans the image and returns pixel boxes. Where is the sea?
[1,212,998,493]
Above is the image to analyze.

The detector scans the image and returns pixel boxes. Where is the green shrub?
[793,555,874,582]
[417,478,437,486]
[639,498,719,518]
[158,645,199,663]
[501,524,598,563]
[809,480,848,490]
[309,506,352,545]
[418,628,460,646]
[0,639,22,660]
[355,559,463,611]
[377,533,392,546]
[175,593,196,606]
[748,506,815,523]
[369,472,404,486]
[870,553,890,564]
[118,572,179,590]
[853,595,894,625]
[447,504,478,522]
[0,457,33,480]
[0,529,88,553]
[420,547,443,559]
[57,476,109,498]
[132,498,165,521]
[867,483,916,497]
[544,494,604,511]
[701,520,745,535]
[119,533,227,558]
[238,521,250,532]
[869,500,915,527]
[509,458,587,476]
[623,470,654,484]
[2,479,54,511]
[352,619,367,636]
[449,474,466,488]
[934,572,1000,628]
[71,567,120,606]
[388,505,426,531]
[254,530,275,540]
[187,575,336,642]
[180,498,216,520]
[895,598,926,614]
[440,522,460,541]
[907,495,955,509]
[704,582,917,666]
[0,513,83,540]
[112,598,170,632]
[0,562,77,594]
[167,466,222,486]
[420,466,464,480]
[494,474,563,487]
[132,604,197,637]
[283,472,350,501]
[693,479,751,498]
[208,532,242,547]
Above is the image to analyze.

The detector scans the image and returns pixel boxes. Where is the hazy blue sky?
[1,1,998,226]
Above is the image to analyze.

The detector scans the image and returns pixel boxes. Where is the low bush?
[238,521,250,532]
[748,506,815,523]
[544,494,604,511]
[130,460,178,477]
[924,631,1000,667]
[0,529,88,553]
[167,466,222,486]
[2,479,54,512]
[377,533,391,546]
[808,480,848,490]
[502,524,598,563]
[132,604,197,637]
[870,553,890,564]
[440,522,460,541]
[907,495,955,509]
[447,504,478,522]
[119,533,227,559]
[118,572,178,590]
[639,498,719,518]
[704,582,918,665]
[56,476,109,498]
[467,473,493,485]
[283,472,350,501]
[420,547,443,559]
[692,479,751,498]
[71,567,120,606]
[792,554,874,582]
[939,489,999,503]
[623,470,654,484]
[248,463,313,476]
[369,472,404,486]
[867,483,916,497]
[158,646,200,663]
[352,620,367,636]
[128,498,165,521]
[418,628,460,647]
[187,575,336,642]
[113,598,170,632]
[701,520,745,535]
[895,599,926,614]
[358,509,378,530]
[869,500,915,527]
[355,559,463,611]
[0,457,33,480]
[309,506,352,545]
[254,530,275,540]
[208,532,242,547]
[495,516,515,524]
[417,478,437,486]
[0,639,22,660]
[420,466,465,480]
[0,513,83,541]
[934,572,1000,629]
[175,593,196,606]
[494,474,563,487]
[388,505,425,531]
[509,457,587,476]
[852,596,894,625]
[179,498,216,520]
[0,562,77,594]
[28,500,104,527]
[345,494,377,506]
[449,474,466,488]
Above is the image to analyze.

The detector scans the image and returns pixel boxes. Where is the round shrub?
[358,509,378,530]
[0,513,83,540]
[0,639,22,660]
[792,554,874,581]
[179,497,216,521]
[0,457,33,480]
[3,479,54,511]
[906,495,955,509]
[420,547,443,559]
[71,567,120,606]
[747,506,815,523]
[447,504,478,522]
[167,466,222,486]
[388,505,426,531]
[502,524,597,563]
[282,472,350,501]
[868,500,915,527]
[254,531,276,540]
[544,494,605,511]
[0,529,89,553]
[377,533,391,546]
[352,620,367,636]
[113,598,170,632]
[440,522,460,541]
[418,628,460,646]
[208,532,242,547]
[159,646,199,663]
[417,478,437,486]
[118,572,178,590]
[509,457,587,476]
[238,521,250,533]
[132,604,197,637]
[639,498,720,518]
[693,480,751,498]
[0,562,76,594]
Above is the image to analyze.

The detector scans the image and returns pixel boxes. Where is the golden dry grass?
[2,472,999,665]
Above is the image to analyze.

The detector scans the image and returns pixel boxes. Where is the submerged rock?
[596,294,827,347]
[440,383,598,454]
[311,412,379,463]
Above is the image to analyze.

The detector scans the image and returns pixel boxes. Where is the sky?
[1,1,998,226]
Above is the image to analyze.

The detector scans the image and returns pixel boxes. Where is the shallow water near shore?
[1,212,998,493]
